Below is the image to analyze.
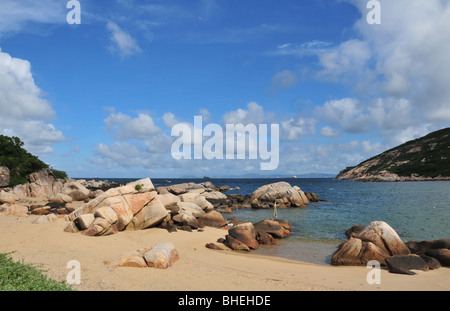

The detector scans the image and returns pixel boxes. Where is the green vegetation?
[0,252,74,291]
[134,183,144,191]
[343,127,450,178]
[0,135,68,186]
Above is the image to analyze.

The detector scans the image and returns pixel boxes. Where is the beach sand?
[1,214,449,291]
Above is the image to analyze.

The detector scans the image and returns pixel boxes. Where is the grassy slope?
[342,128,450,178]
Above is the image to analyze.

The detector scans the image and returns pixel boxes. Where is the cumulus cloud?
[106,21,142,58]
[103,110,172,153]
[0,49,65,154]
[223,102,274,125]
[322,1,450,124]
[281,117,316,141]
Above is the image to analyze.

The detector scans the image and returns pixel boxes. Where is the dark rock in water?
[228,222,259,250]
[345,224,365,238]
[254,219,290,239]
[305,192,320,202]
[425,248,450,266]
[385,255,429,275]
[418,254,442,270]
[256,231,277,245]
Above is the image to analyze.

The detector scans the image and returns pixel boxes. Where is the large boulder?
[357,221,410,256]
[0,191,18,204]
[406,238,450,254]
[105,243,180,270]
[425,249,450,266]
[254,219,291,240]
[156,193,180,215]
[331,237,390,266]
[143,242,180,269]
[332,221,412,266]
[227,222,259,250]
[126,199,170,231]
[197,211,228,229]
[0,166,10,187]
[385,255,429,275]
[250,182,310,208]
[27,169,64,198]
[61,180,91,201]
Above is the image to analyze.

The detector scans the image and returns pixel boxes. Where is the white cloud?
[106,21,142,57]
[0,0,65,36]
[103,111,172,153]
[223,102,274,125]
[105,112,162,140]
[320,126,338,137]
[271,70,298,90]
[0,49,65,155]
[281,117,316,141]
[317,39,371,79]
[328,1,450,124]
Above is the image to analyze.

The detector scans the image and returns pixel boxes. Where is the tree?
[0,135,67,186]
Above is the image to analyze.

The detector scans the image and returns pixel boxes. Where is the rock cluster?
[207,219,292,252]
[63,178,231,236]
[331,221,450,275]
[205,182,321,212]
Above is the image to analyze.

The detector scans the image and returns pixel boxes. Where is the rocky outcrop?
[331,221,410,266]
[221,219,293,252]
[63,178,234,237]
[405,237,450,267]
[0,169,65,204]
[157,182,227,200]
[249,182,310,208]
[0,166,10,187]
[332,221,450,275]
[64,178,171,236]
[336,127,450,182]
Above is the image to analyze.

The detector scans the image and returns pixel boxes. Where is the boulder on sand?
[250,182,310,208]
[331,237,390,266]
[385,255,429,275]
[357,221,410,256]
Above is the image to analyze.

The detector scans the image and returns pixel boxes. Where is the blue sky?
[1,0,449,178]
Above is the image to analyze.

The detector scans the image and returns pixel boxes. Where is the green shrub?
[0,135,68,186]
[0,252,75,291]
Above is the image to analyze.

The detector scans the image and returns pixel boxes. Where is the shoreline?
[1,214,449,291]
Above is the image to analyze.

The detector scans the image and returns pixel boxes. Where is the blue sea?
[87,177,450,265]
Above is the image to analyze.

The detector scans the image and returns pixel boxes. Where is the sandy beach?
[1,214,449,292]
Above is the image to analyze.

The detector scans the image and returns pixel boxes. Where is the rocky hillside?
[336,128,450,182]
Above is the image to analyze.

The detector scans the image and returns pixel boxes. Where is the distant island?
[336,127,450,182]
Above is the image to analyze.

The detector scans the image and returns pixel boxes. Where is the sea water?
[90,177,450,265]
